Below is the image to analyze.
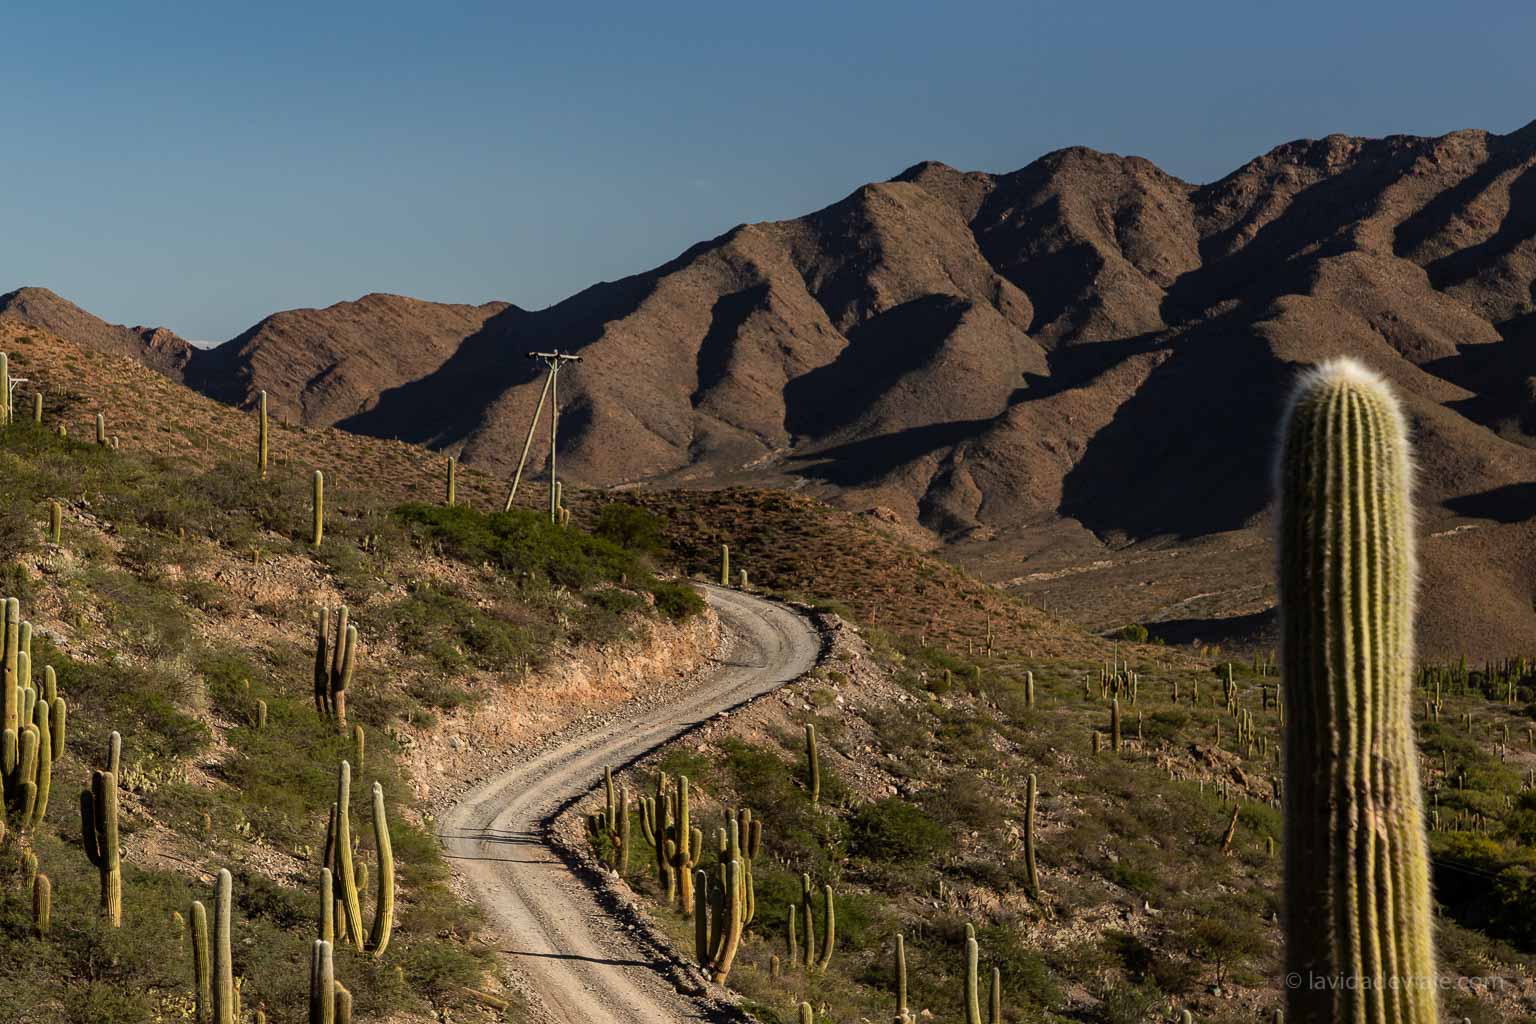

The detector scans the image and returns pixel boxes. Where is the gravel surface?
[440,586,822,1023]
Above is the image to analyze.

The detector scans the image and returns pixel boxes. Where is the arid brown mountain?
[0,286,197,375]
[184,293,514,424]
[10,122,1536,657]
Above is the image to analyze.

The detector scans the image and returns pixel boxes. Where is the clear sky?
[2,2,1532,342]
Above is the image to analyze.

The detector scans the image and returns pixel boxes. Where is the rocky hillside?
[11,122,1536,657]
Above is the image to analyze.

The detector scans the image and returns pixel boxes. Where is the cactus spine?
[81,768,121,925]
[1277,359,1436,1023]
[257,390,269,478]
[311,470,325,547]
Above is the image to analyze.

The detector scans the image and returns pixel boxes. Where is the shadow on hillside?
[1444,483,1536,524]
[1059,326,1289,541]
[1145,608,1275,648]
[1425,163,1536,292]
[784,295,968,438]
[788,418,996,486]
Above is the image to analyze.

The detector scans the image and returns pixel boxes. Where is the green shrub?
[848,798,950,862]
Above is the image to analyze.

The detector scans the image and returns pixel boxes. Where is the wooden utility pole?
[504,350,582,521]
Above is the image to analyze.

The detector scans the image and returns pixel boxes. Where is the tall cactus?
[81,768,121,925]
[668,776,699,914]
[446,456,457,507]
[191,899,212,1020]
[367,782,394,956]
[48,501,61,545]
[720,544,730,586]
[311,470,325,547]
[0,352,9,425]
[1276,359,1437,1023]
[257,391,269,478]
[805,723,820,805]
[333,760,364,949]
[895,933,911,1023]
[964,934,982,1024]
[817,882,836,971]
[213,869,236,1024]
[328,762,393,955]
[1024,773,1040,897]
[95,412,106,445]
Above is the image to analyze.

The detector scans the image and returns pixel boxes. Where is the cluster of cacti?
[1097,654,1137,703]
[692,816,747,983]
[257,390,269,478]
[3,601,68,832]
[311,470,325,547]
[313,606,358,728]
[309,938,353,1024]
[323,760,394,956]
[1276,360,1437,1021]
[585,766,631,874]
[962,924,1003,1024]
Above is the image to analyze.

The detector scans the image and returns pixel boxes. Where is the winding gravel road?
[441,586,821,1024]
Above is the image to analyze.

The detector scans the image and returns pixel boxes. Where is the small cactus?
[446,456,456,507]
[95,412,106,445]
[720,544,730,586]
[191,899,212,1019]
[1024,773,1040,897]
[257,391,269,478]
[311,470,325,547]
[47,501,61,545]
[805,723,820,805]
[31,391,41,425]
[32,872,50,937]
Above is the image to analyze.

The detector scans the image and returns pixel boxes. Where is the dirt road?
[441,586,821,1023]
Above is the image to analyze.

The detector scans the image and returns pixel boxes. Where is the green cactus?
[312,470,325,547]
[328,762,394,955]
[799,1003,813,1024]
[1024,773,1040,897]
[213,869,236,1024]
[367,781,394,956]
[817,882,836,971]
[319,867,335,944]
[964,934,982,1024]
[787,903,798,970]
[696,858,746,983]
[48,501,60,545]
[1276,359,1436,1022]
[800,873,816,969]
[192,899,212,1022]
[313,608,358,726]
[257,391,269,478]
[989,966,1002,1024]
[31,391,41,425]
[1025,670,1035,708]
[895,933,911,1023]
[1110,697,1122,752]
[446,456,456,507]
[0,352,9,426]
[81,768,121,926]
[32,872,50,938]
[3,597,18,739]
[334,760,364,949]
[668,776,699,914]
[309,939,336,1024]
[720,543,730,586]
[805,723,820,804]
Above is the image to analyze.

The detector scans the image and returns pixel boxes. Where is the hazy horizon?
[4,1,1533,341]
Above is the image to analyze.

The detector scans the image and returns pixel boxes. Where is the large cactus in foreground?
[81,768,122,925]
[1277,359,1437,1023]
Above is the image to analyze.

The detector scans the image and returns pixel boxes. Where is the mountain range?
[7,121,1536,656]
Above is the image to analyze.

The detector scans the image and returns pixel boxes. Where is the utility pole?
[505,350,581,522]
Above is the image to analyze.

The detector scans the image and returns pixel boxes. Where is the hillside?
[11,123,1536,657]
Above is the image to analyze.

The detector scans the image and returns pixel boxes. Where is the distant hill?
[0,286,196,376]
[10,121,1536,656]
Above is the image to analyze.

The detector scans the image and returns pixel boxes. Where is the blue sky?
[2,2,1532,341]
